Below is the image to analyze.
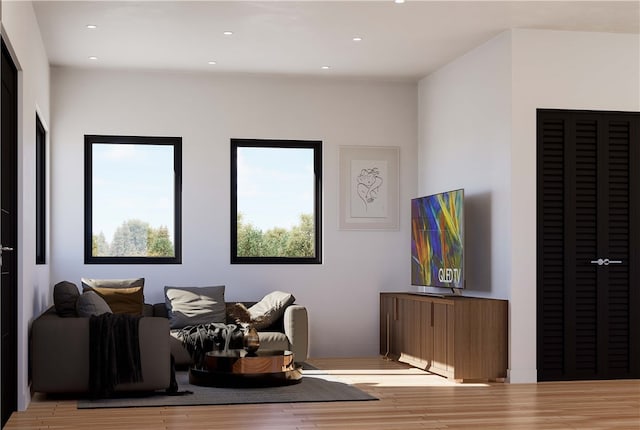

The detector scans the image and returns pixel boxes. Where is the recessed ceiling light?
[353,37,363,42]
[394,0,405,3]
[88,56,98,60]
[86,24,97,29]
[321,65,330,70]
[208,61,217,65]
[223,31,233,36]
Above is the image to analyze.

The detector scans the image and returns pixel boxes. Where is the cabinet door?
[379,295,404,359]
[398,297,424,367]
[431,302,452,377]
[380,295,393,356]
[420,301,433,369]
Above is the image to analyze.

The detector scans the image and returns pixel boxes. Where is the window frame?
[230,138,322,264]
[36,114,46,265]
[84,134,182,264]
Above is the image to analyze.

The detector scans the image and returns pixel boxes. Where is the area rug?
[77,367,377,409]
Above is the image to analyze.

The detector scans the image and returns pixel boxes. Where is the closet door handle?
[0,245,13,268]
[590,258,623,266]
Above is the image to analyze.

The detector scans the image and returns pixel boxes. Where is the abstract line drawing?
[356,167,383,210]
[350,159,387,218]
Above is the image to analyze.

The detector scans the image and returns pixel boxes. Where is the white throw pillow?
[248,291,295,330]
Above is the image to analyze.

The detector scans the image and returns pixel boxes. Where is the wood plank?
[6,357,640,429]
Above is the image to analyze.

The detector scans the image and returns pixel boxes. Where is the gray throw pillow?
[53,281,80,317]
[164,285,226,329]
[248,291,295,330]
[76,291,113,317]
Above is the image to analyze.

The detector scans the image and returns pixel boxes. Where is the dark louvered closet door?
[537,109,640,382]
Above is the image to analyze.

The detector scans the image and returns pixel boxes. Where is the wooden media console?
[380,293,508,382]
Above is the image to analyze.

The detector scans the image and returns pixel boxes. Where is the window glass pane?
[92,143,174,257]
[232,140,321,264]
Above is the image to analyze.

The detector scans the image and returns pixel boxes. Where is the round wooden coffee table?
[189,349,302,387]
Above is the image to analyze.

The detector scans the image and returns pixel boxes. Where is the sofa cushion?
[257,331,290,351]
[76,291,113,317]
[53,281,80,317]
[164,285,225,329]
[142,304,154,317]
[248,291,295,330]
[81,278,145,316]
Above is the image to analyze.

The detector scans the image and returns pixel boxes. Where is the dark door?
[1,39,19,427]
[537,109,640,381]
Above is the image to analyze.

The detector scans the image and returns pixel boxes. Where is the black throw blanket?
[89,313,143,398]
[176,323,245,369]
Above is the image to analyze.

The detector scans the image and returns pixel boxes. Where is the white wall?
[418,31,512,301]
[50,68,418,359]
[509,29,640,382]
[1,0,51,411]
[418,29,640,383]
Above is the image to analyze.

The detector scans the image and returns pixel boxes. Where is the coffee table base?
[189,366,302,387]
[189,349,302,387]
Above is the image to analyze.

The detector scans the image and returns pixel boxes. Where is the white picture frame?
[339,146,399,230]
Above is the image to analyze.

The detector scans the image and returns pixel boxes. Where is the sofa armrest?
[283,305,308,363]
[31,309,90,393]
[31,309,171,393]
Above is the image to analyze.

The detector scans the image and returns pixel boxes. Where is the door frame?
[536,108,640,381]
[1,37,19,427]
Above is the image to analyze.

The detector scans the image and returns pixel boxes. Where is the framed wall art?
[339,146,399,230]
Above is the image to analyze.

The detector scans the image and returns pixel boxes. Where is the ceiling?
[33,1,640,82]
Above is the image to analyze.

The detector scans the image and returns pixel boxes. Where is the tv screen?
[411,189,464,289]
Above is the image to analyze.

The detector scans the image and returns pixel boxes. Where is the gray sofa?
[31,302,309,394]
[158,302,309,367]
[31,306,171,394]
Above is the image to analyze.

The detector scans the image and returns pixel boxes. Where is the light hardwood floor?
[6,357,640,429]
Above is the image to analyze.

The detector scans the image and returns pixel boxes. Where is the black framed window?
[84,135,182,264]
[231,139,322,264]
[36,114,46,264]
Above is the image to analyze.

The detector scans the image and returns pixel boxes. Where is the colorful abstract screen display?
[411,189,464,288]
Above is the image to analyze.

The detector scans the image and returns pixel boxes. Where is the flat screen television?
[411,189,465,290]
